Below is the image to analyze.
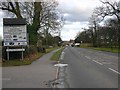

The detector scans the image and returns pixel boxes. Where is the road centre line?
[1,78,11,81]
[108,68,120,75]
[92,60,119,74]
[92,60,103,65]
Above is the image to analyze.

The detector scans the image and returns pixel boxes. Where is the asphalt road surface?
[61,46,118,88]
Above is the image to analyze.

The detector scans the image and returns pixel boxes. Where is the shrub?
[2,46,22,60]
[2,45,38,60]
[2,46,7,60]
[37,47,46,53]
[24,45,38,57]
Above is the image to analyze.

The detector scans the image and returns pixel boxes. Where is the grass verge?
[79,43,120,53]
[2,53,44,67]
[46,47,60,53]
[51,47,64,61]
[80,43,92,48]
[93,47,120,53]
[2,47,60,67]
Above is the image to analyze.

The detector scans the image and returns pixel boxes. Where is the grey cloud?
[58,6,92,22]
[63,13,90,22]
[57,0,95,22]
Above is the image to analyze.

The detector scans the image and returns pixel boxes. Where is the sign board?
[3,18,28,46]
[6,49,25,52]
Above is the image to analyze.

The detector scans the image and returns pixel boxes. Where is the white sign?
[3,25,28,46]
[6,49,25,52]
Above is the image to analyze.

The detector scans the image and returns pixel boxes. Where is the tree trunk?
[15,2,22,18]
[93,21,97,47]
[30,2,42,46]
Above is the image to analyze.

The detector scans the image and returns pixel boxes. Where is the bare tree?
[0,0,64,46]
[94,0,120,22]
[92,0,120,47]
[0,1,42,45]
[38,0,64,45]
[0,2,22,18]
[88,14,100,47]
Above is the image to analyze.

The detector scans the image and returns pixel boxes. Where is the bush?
[37,47,46,53]
[42,45,49,49]
[2,45,38,60]
[2,46,7,60]
[2,46,23,60]
[24,45,38,57]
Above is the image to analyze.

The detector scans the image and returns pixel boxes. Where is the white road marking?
[60,51,65,60]
[108,68,120,75]
[85,56,91,59]
[54,63,68,67]
[92,60,103,65]
[1,78,11,81]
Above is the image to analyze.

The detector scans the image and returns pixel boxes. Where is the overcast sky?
[0,0,117,40]
[57,0,103,41]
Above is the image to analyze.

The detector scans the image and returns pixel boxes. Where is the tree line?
[75,0,120,48]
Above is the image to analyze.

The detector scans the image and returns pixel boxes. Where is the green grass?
[79,43,120,53]
[80,43,92,48]
[46,47,60,53]
[51,48,64,61]
[2,47,60,67]
[2,52,44,67]
[3,60,33,66]
[93,47,120,53]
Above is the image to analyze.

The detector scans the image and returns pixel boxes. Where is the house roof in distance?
[3,18,26,25]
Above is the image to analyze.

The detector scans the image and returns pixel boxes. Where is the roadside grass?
[2,52,44,67]
[46,47,60,53]
[3,60,34,66]
[79,43,120,53]
[80,43,92,48]
[79,43,119,53]
[51,47,64,61]
[2,47,60,67]
[93,47,120,53]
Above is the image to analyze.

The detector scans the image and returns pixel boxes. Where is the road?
[61,46,118,88]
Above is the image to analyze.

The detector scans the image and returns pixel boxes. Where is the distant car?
[71,44,74,47]
[66,45,68,47]
[75,43,80,47]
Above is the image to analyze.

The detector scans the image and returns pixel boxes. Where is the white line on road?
[85,56,91,59]
[1,78,11,81]
[108,68,120,75]
[92,60,103,65]
[60,52,65,60]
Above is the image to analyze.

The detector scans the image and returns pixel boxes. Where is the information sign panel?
[3,18,28,46]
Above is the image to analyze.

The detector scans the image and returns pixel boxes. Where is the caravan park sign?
[3,18,28,46]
